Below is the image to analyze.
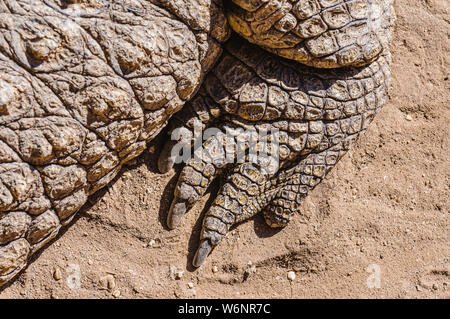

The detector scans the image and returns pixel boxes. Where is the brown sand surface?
[0,0,448,299]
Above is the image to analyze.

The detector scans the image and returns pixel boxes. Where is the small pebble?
[245,265,257,275]
[169,265,179,280]
[112,290,121,298]
[99,274,116,291]
[123,171,132,178]
[53,268,62,281]
[212,265,218,273]
[287,271,296,281]
[405,114,413,121]
[148,239,156,247]
[176,271,184,280]
[187,282,194,289]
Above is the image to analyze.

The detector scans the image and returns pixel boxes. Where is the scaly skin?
[0,0,230,286]
[227,0,395,68]
[158,35,392,267]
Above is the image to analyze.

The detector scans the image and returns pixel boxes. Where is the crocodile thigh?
[0,0,230,286]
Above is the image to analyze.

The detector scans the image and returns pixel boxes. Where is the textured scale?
[227,0,395,68]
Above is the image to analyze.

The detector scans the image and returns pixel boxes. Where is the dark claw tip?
[167,201,187,230]
[157,140,178,174]
[157,159,172,174]
[157,152,174,174]
[193,239,213,267]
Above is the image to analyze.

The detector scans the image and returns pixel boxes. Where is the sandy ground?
[0,0,448,299]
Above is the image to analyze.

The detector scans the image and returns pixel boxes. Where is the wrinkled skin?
[0,0,230,286]
[227,0,394,68]
[158,0,395,266]
[0,0,395,285]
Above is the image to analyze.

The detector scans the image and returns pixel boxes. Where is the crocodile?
[0,0,395,286]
